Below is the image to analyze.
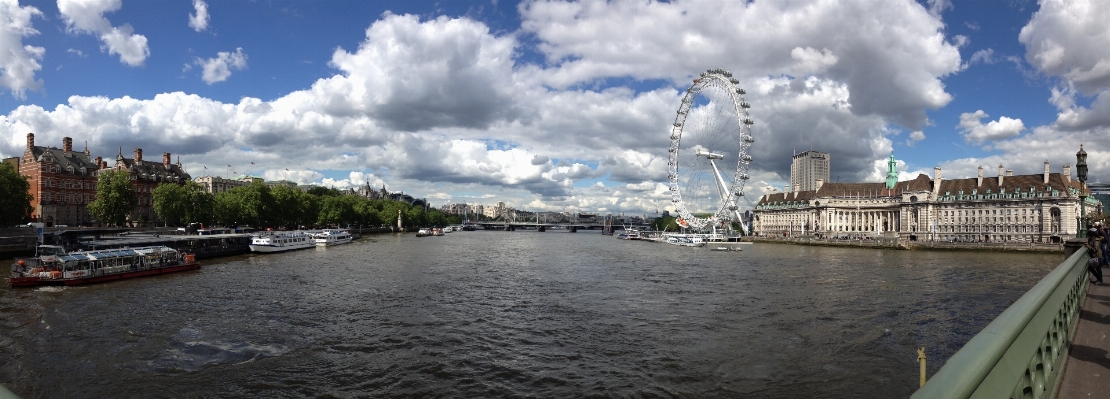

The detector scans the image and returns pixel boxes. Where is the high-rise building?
[790,151,830,192]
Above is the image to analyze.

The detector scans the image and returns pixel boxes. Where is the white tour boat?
[249,231,316,253]
[314,230,354,247]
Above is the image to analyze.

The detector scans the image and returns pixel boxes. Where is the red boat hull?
[8,262,201,288]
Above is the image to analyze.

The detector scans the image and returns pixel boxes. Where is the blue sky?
[2,0,1109,214]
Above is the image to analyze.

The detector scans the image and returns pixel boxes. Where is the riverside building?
[15,134,101,226]
[753,154,1103,243]
[112,148,191,226]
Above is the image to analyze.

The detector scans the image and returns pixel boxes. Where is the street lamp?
[1077,144,1088,238]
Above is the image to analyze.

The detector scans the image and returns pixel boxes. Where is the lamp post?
[1077,144,1088,238]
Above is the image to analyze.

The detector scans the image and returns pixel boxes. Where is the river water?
[1,231,1060,398]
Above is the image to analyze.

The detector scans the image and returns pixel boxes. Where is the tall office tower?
[790,151,830,192]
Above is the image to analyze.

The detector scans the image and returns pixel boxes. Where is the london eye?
[667,68,755,232]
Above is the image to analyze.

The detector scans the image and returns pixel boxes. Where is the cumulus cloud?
[327,13,523,131]
[189,0,209,32]
[907,130,925,146]
[321,171,385,189]
[967,48,995,66]
[195,48,247,84]
[0,0,45,98]
[57,0,149,66]
[519,0,962,131]
[263,169,323,185]
[958,110,1024,144]
[0,2,988,214]
[1019,0,1110,95]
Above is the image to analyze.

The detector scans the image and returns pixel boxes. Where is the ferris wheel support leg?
[708,159,732,204]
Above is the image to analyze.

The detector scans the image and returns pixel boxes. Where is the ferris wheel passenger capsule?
[741,155,753,162]
[730,78,739,84]
[737,88,746,95]
[742,135,754,143]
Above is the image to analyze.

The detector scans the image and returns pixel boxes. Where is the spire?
[885,153,898,190]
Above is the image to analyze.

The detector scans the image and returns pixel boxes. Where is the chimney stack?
[1006,170,1013,177]
[63,137,73,154]
[134,148,143,163]
[95,157,102,168]
[998,164,1004,186]
[977,165,984,187]
[1063,164,1071,182]
[163,152,171,166]
[1044,161,1050,184]
[784,185,789,194]
[26,133,34,149]
[815,179,824,191]
[934,166,942,181]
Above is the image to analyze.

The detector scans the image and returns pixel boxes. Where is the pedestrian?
[1089,242,1105,285]
[1099,223,1110,267]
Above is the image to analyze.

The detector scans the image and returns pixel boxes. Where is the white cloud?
[57,0,149,66]
[0,0,45,99]
[326,13,522,131]
[189,0,209,32]
[519,0,962,131]
[907,130,925,146]
[195,48,247,84]
[925,0,952,17]
[967,48,995,66]
[320,171,385,189]
[0,3,990,215]
[262,169,323,185]
[1019,0,1110,95]
[957,110,1025,144]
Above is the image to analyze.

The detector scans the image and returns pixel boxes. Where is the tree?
[0,162,31,226]
[152,182,188,226]
[153,180,214,227]
[88,169,137,226]
[651,216,680,231]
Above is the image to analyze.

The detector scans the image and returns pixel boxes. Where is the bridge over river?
[912,244,1109,398]
[473,222,650,231]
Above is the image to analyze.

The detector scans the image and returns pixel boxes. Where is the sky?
[1,0,1109,216]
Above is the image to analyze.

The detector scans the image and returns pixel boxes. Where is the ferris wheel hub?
[695,148,725,160]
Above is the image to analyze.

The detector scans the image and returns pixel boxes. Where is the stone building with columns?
[753,155,1102,243]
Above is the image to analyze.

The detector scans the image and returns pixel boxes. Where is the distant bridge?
[472,222,650,231]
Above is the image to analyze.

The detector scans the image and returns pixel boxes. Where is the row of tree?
[80,169,459,228]
[156,179,460,229]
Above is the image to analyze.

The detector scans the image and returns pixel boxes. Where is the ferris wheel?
[667,68,754,231]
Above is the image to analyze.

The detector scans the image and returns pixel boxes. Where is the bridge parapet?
[912,248,1090,399]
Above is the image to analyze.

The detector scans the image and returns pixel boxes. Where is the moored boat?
[416,228,432,237]
[314,230,353,247]
[9,245,199,288]
[665,234,706,247]
[249,231,316,253]
[432,228,444,236]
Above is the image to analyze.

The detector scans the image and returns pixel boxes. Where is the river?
[0,231,1061,398]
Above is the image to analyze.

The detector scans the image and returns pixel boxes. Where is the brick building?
[112,148,191,226]
[17,133,103,226]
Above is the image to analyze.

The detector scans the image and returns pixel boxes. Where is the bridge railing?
[911,248,1090,399]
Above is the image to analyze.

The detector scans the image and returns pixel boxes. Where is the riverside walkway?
[911,247,1108,398]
